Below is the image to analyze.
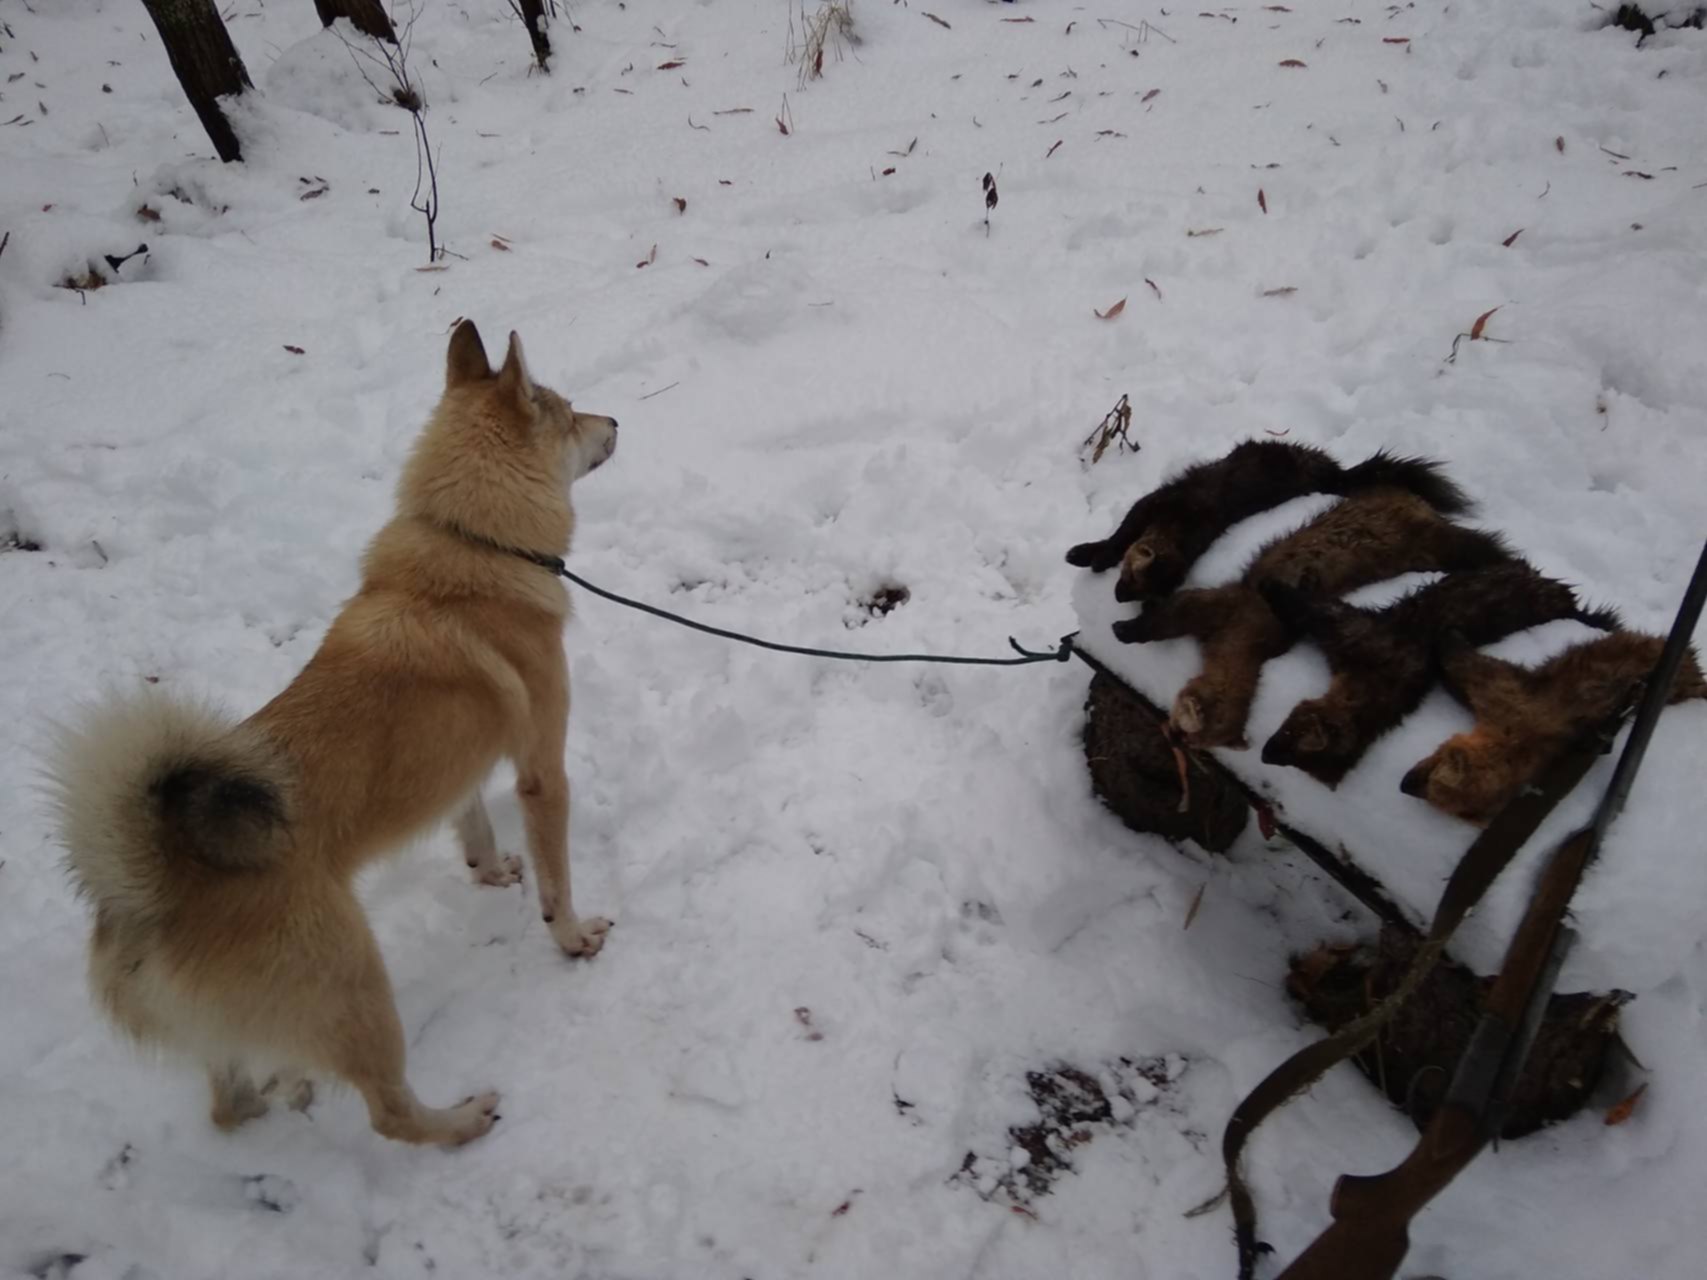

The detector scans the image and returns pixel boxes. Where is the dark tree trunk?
[518,0,553,71]
[313,0,399,43]
[140,0,253,164]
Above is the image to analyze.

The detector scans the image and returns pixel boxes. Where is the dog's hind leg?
[311,907,499,1147]
[208,1062,271,1131]
[455,790,522,887]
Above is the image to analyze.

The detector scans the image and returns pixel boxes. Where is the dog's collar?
[436,522,567,577]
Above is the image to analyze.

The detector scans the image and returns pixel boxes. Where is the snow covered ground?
[2,1,1704,1277]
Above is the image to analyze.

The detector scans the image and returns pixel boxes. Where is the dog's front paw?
[551,915,612,958]
[471,853,524,888]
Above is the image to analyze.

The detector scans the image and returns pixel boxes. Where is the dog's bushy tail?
[46,692,290,925]
[1339,450,1473,515]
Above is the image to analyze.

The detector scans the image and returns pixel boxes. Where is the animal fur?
[1400,629,1707,825]
[1258,563,1618,787]
[1065,440,1472,603]
[1112,489,1510,748]
[45,320,618,1147]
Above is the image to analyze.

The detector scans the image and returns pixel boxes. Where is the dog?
[46,320,618,1146]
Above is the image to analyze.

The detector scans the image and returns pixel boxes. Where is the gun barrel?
[1590,538,1707,842]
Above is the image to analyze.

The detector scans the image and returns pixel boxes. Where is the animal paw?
[472,854,524,887]
[442,1091,501,1147]
[551,915,613,958]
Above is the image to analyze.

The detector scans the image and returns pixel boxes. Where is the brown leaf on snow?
[1186,227,1224,237]
[1469,306,1499,340]
[1604,1082,1648,1126]
[1264,4,1293,10]
[923,12,951,28]
[1094,297,1127,320]
[1145,277,1162,300]
[1000,14,1035,21]
[1262,286,1297,297]
[1555,135,1566,153]
[136,204,161,222]
[693,257,710,266]
[673,196,687,213]
[490,237,511,251]
[1382,36,1411,44]
[637,244,658,269]
[283,345,305,355]
[1046,138,1064,158]
[657,59,685,70]
[1278,58,1308,68]
[1258,187,1268,213]
[1502,228,1524,247]
[1141,88,1161,102]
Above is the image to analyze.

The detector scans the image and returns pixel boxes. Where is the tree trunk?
[518,0,553,72]
[313,0,399,44]
[140,0,253,164]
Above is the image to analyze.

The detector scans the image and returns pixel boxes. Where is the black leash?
[469,530,1077,668]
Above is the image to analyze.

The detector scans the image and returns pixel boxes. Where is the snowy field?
[3,1,1705,1277]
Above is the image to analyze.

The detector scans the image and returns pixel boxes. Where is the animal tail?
[1575,601,1623,632]
[1338,450,1473,515]
[45,691,290,926]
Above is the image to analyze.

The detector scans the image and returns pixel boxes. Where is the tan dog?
[46,320,617,1146]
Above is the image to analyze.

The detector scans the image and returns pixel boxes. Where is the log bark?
[517,0,553,71]
[140,0,253,164]
[1289,926,1626,1137]
[313,0,399,43]
[1082,670,1249,852]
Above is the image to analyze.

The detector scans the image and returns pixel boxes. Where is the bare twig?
[1080,393,1135,464]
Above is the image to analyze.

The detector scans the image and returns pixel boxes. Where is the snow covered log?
[1070,491,1707,1132]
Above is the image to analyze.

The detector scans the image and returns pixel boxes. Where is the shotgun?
[1273,537,1707,1280]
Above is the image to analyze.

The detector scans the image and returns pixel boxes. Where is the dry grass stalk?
[788,0,857,89]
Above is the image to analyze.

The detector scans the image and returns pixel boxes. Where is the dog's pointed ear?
[446,320,492,387]
[495,330,534,406]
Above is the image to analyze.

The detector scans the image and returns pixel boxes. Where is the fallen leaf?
[881,166,896,176]
[1604,1082,1648,1126]
[1046,138,1063,158]
[1142,88,1161,102]
[283,345,305,354]
[1469,306,1499,340]
[656,59,685,69]
[1000,14,1035,21]
[1265,4,1293,9]
[1094,297,1127,320]
[1502,228,1524,247]
[692,257,709,266]
[1262,286,1297,296]
[1278,58,1308,68]
[299,186,328,201]
[1186,227,1224,237]
[673,196,687,213]
[415,265,448,272]
[1383,36,1410,43]
[136,204,161,222]
[1145,277,1162,299]
[1256,803,1278,840]
[1258,187,1268,213]
[923,12,951,28]
[1555,135,1565,153]
[491,238,511,251]
[636,243,657,268]
[1623,169,1654,180]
